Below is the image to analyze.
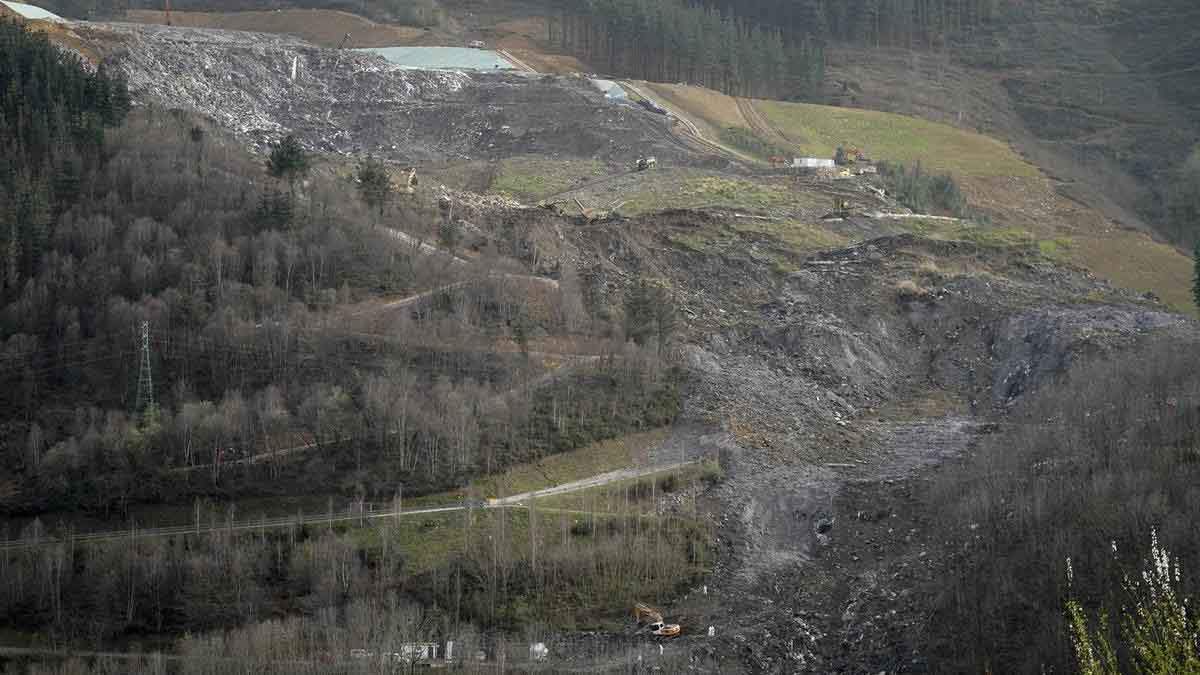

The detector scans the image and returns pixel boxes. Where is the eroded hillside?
[4,14,1198,674]
[82,22,714,168]
[556,212,1192,672]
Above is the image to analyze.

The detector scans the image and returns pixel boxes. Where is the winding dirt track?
[735,97,799,153]
[616,80,746,162]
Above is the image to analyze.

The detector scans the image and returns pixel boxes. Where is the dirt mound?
[121,9,428,47]
[84,22,705,166]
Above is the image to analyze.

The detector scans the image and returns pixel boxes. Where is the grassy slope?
[471,428,671,498]
[637,82,748,140]
[490,156,608,201]
[757,99,1038,179]
[624,84,1192,312]
[622,173,809,215]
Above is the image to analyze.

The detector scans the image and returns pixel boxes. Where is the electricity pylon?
[135,321,155,417]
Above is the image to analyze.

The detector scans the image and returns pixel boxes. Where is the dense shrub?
[877,161,967,216]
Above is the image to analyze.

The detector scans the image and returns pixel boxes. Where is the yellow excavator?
[822,197,857,219]
[634,602,681,637]
[573,197,626,223]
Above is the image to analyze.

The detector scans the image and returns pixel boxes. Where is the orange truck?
[634,602,681,637]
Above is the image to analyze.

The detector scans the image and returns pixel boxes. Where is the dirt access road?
[2,460,698,550]
[490,460,695,505]
[618,81,750,163]
[735,96,799,155]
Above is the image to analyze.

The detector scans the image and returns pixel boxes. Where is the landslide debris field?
[83,22,719,166]
[43,19,1200,672]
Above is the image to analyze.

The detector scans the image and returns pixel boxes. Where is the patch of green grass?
[348,496,708,584]
[1070,231,1196,316]
[667,230,717,253]
[343,511,467,575]
[685,176,794,209]
[719,125,790,160]
[471,428,670,499]
[900,218,1038,248]
[757,100,1039,179]
[661,216,843,273]
[491,156,607,201]
[896,219,1084,266]
[624,176,797,215]
[536,463,711,513]
[1037,237,1073,260]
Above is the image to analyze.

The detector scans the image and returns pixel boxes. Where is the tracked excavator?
[634,602,681,637]
[573,197,626,223]
[823,197,854,219]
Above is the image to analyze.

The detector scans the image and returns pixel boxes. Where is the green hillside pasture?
[756,100,1039,179]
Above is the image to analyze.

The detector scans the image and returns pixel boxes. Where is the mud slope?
[563,215,1192,671]
[84,22,707,166]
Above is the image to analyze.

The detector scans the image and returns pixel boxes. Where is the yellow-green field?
[622,174,814,215]
[1071,230,1195,313]
[537,460,721,512]
[756,100,1039,179]
[490,156,608,201]
[471,428,670,498]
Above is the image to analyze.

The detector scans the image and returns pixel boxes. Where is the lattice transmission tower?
[134,321,155,415]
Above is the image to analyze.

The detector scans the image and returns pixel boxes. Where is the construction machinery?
[825,197,854,219]
[835,145,871,165]
[573,197,626,223]
[636,98,667,115]
[635,156,657,172]
[634,602,681,638]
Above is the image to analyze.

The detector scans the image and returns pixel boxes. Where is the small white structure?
[399,643,439,661]
[793,157,836,169]
[350,643,440,663]
[529,642,549,661]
